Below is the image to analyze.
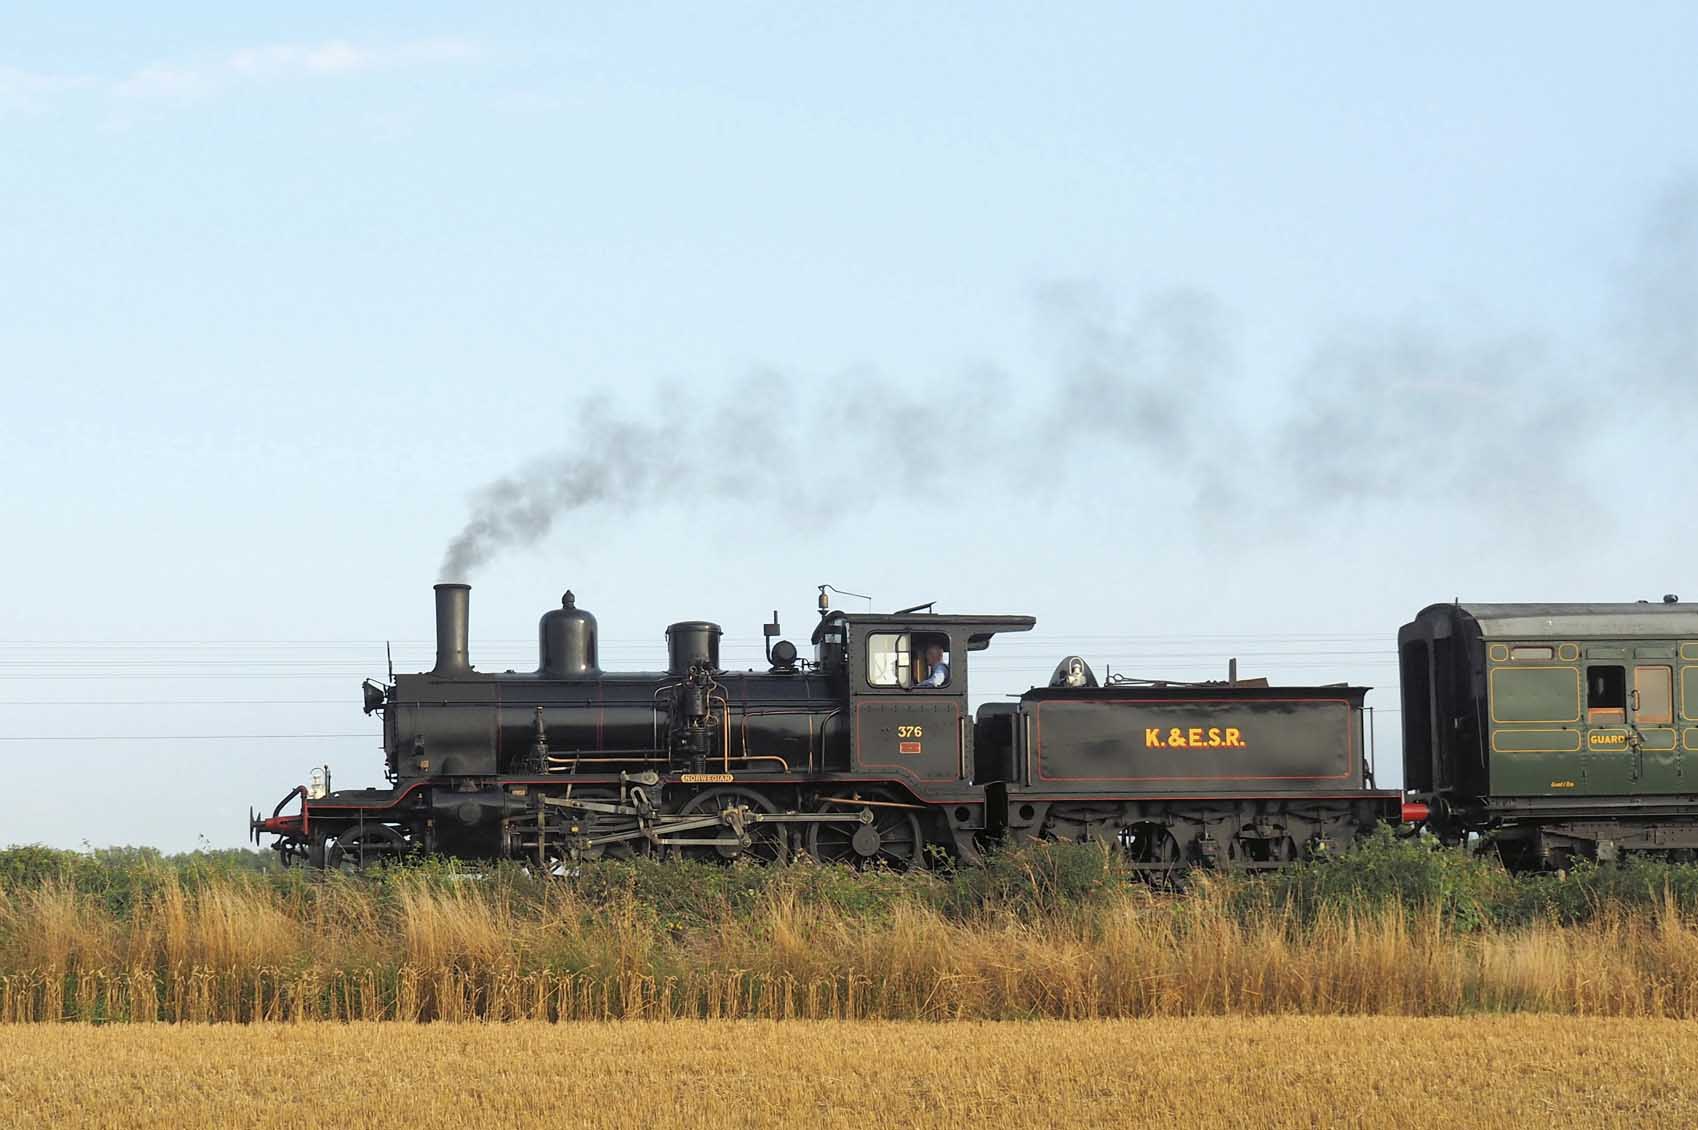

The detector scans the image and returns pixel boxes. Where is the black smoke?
[441,182,1696,579]
[438,289,1236,580]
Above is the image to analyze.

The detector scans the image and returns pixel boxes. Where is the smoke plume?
[441,183,1696,579]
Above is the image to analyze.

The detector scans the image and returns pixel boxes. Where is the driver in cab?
[912,642,948,689]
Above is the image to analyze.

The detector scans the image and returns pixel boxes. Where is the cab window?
[867,633,910,687]
[1587,665,1627,724]
[865,631,951,689]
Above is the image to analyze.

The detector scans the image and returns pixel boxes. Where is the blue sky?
[2,4,1696,849]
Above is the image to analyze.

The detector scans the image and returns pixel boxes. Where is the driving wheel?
[805,793,924,870]
[671,787,788,864]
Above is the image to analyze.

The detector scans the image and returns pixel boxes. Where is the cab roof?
[812,611,1035,651]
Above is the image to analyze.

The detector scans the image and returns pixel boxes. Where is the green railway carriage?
[1400,601,1698,865]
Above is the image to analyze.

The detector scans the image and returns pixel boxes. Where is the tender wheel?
[326,824,412,872]
[1124,823,1180,863]
[805,794,923,870]
[1123,822,1184,883]
[1225,829,1297,869]
[672,787,788,864]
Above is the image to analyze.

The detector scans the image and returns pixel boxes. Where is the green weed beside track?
[4,833,1698,1021]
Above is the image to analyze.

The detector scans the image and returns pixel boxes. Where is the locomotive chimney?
[432,583,472,676]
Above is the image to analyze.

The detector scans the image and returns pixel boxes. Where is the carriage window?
[1635,665,1673,725]
[1510,645,1554,661]
[1587,665,1627,723]
[1490,666,1580,723]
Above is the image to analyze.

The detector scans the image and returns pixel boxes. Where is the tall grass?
[6,833,1698,1022]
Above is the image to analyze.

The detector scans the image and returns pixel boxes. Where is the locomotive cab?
[835,611,1034,857]
[836,612,1034,794]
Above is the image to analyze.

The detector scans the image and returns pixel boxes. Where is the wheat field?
[1,1016,1692,1130]
[6,846,1698,1127]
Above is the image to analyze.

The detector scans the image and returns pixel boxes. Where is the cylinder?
[432,583,471,676]
[539,591,600,677]
[666,621,722,676]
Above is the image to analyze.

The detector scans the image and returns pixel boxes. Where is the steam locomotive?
[252,583,1405,871]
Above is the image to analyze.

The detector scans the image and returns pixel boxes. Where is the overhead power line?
[0,631,1391,645]
[0,733,374,742]
[0,699,351,706]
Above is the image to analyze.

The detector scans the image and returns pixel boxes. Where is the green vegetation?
[4,833,1698,1022]
[0,845,278,916]
[9,830,1698,932]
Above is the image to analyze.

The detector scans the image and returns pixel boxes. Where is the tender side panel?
[1032,697,1354,791]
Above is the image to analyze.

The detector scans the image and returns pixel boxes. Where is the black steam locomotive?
[252,583,1405,871]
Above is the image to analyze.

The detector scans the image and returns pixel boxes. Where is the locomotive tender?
[253,582,1402,871]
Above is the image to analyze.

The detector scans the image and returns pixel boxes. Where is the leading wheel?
[326,824,412,873]
[276,838,310,868]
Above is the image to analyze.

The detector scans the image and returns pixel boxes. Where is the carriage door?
[854,629,969,792]
[1682,644,1698,785]
[1633,650,1681,794]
